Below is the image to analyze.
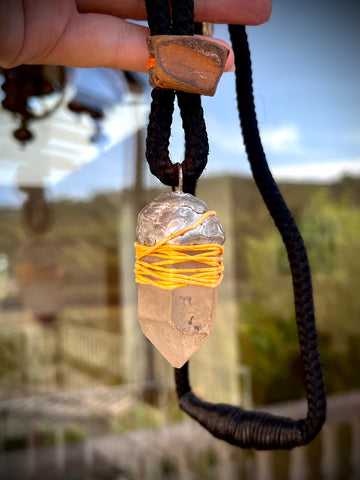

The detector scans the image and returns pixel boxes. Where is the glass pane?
[0,4,359,479]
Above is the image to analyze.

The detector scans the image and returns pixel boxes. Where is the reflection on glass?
[0,60,359,479]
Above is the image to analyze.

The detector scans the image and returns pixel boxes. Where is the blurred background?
[0,1,359,479]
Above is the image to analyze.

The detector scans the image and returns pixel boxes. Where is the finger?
[0,0,24,65]
[202,37,234,72]
[24,12,234,73]
[29,13,151,72]
[76,0,271,25]
[194,0,272,24]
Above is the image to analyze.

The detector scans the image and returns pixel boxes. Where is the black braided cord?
[171,0,195,35]
[145,0,209,194]
[145,0,171,35]
[174,25,326,450]
[144,0,327,449]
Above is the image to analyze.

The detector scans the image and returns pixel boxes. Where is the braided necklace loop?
[145,0,209,194]
[144,0,326,450]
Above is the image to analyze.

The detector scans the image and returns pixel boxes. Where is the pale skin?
[0,0,272,72]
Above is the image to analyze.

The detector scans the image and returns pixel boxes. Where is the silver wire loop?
[176,163,183,193]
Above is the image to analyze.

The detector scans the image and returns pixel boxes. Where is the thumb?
[39,13,150,72]
[200,36,235,72]
[26,12,234,74]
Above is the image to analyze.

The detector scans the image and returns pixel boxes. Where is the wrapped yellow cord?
[135,191,225,368]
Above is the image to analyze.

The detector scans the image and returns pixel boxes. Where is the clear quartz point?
[136,192,225,368]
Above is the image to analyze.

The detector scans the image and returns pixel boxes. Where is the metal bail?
[177,163,183,193]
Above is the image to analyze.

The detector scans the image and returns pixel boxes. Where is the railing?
[1,322,359,479]
[1,391,359,480]
[61,322,124,382]
[0,320,125,394]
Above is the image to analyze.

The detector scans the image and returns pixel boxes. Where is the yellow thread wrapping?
[134,211,224,289]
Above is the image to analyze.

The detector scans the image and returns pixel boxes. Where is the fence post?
[321,423,338,480]
[255,451,274,480]
[350,417,360,480]
[289,447,309,480]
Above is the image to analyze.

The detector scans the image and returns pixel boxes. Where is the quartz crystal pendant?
[135,192,225,368]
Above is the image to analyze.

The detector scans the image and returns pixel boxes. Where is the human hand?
[0,0,271,72]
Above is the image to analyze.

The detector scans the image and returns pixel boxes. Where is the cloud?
[208,124,245,155]
[272,158,360,182]
[208,118,301,157]
[260,125,300,154]
[344,131,360,145]
[199,116,360,183]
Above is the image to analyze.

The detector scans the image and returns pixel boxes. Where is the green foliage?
[240,186,360,405]
[304,192,360,346]
[113,401,166,433]
[159,457,179,479]
[239,305,303,404]
[0,176,359,409]
[0,334,22,377]
[191,448,218,480]
[3,433,27,451]
[63,424,86,444]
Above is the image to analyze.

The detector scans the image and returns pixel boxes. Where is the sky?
[0,0,359,204]
[199,0,360,181]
